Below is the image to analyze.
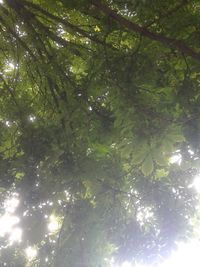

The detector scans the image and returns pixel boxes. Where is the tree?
[0,0,200,266]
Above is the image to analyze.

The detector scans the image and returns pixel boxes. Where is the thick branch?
[92,0,200,62]
[15,0,116,50]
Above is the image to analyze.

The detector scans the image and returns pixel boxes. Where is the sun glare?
[25,246,37,261]
[116,240,200,267]
[4,61,16,72]
[137,207,154,226]
[122,261,132,267]
[9,227,22,243]
[28,115,36,122]
[0,195,22,244]
[192,175,200,193]
[4,197,19,213]
[0,214,20,237]
[169,154,182,165]
[48,215,60,233]
[160,241,200,267]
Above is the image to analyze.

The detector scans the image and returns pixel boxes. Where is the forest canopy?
[0,0,200,266]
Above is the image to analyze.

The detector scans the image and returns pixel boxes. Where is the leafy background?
[0,0,200,266]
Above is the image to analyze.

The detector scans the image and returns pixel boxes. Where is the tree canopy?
[0,0,200,266]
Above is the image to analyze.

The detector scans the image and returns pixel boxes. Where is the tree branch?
[15,0,117,50]
[92,0,200,62]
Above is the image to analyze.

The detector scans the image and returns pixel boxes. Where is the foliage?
[0,0,200,266]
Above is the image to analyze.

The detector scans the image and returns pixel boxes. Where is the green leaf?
[0,187,6,193]
[121,144,133,159]
[93,144,109,156]
[132,142,149,165]
[155,169,169,180]
[191,159,200,168]
[168,134,185,143]
[152,148,167,166]
[165,125,185,143]
[155,154,167,166]
[15,172,25,180]
[141,155,154,176]
[162,139,174,153]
